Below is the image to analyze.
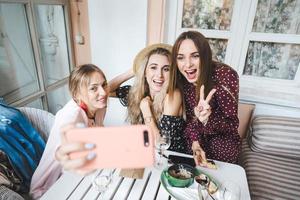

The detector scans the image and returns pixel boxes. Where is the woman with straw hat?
[109,43,186,153]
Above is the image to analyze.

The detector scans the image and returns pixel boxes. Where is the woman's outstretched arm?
[108,69,134,97]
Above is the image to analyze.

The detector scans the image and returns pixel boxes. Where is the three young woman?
[30,30,241,198]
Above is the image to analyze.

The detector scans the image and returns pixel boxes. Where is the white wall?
[88,0,300,121]
[88,0,148,126]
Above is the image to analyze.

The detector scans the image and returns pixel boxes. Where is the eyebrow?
[148,63,158,66]
[89,81,106,86]
[177,51,199,55]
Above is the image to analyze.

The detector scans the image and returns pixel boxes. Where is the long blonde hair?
[127,48,172,124]
[69,64,106,103]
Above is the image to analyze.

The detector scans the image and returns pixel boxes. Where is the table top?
[41,152,251,200]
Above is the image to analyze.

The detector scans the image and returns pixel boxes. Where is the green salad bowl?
[164,163,195,187]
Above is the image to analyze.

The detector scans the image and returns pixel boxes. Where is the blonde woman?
[110,44,186,153]
[30,64,108,198]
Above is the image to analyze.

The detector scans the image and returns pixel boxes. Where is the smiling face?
[176,39,200,84]
[79,72,108,113]
[145,54,170,97]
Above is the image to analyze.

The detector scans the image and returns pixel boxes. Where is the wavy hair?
[127,48,172,124]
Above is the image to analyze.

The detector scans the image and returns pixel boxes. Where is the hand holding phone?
[56,123,95,175]
[66,125,155,170]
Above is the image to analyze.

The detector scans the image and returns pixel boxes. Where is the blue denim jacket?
[0,102,45,192]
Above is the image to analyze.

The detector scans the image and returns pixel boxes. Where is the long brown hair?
[127,48,172,124]
[170,31,215,101]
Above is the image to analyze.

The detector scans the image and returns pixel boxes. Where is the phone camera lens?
[143,130,149,147]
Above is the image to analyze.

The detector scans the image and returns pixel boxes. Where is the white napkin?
[167,186,199,200]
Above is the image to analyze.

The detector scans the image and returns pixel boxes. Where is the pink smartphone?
[66,125,155,170]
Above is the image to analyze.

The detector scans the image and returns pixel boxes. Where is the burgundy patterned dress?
[183,62,241,163]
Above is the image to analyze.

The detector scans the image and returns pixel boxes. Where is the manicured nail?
[75,123,86,128]
[86,152,96,160]
[85,143,95,149]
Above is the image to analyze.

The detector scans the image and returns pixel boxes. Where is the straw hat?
[133,43,172,74]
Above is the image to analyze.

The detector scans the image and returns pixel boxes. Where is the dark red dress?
[183,62,241,163]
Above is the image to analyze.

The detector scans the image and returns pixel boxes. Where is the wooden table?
[41,152,251,200]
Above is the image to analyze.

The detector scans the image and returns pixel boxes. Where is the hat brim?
[133,43,172,74]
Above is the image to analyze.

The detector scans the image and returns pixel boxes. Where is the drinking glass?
[92,169,113,194]
[155,130,171,169]
[197,181,217,200]
[198,182,209,200]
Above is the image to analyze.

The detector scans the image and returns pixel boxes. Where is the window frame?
[165,0,300,108]
[0,0,74,111]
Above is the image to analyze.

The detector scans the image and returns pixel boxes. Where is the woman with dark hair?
[30,64,108,198]
[169,31,241,165]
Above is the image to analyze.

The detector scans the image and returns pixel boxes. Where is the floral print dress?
[183,62,241,163]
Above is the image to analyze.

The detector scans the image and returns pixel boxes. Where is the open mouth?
[185,69,197,80]
[153,79,164,86]
[96,98,106,103]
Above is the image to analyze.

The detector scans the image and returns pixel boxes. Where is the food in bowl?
[195,173,218,194]
[169,167,193,179]
[195,174,209,186]
[165,164,195,187]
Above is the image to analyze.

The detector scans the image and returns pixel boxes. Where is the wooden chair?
[0,107,54,200]
[237,103,255,139]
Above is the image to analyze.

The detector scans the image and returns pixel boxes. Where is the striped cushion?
[240,139,300,200]
[0,185,24,200]
[249,115,300,158]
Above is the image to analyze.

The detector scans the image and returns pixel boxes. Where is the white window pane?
[243,41,300,80]
[0,3,39,104]
[25,98,43,109]
[47,84,70,114]
[253,0,300,34]
[35,5,70,86]
[208,38,227,62]
[182,0,234,30]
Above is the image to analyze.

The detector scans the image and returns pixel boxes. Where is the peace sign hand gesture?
[194,85,216,125]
